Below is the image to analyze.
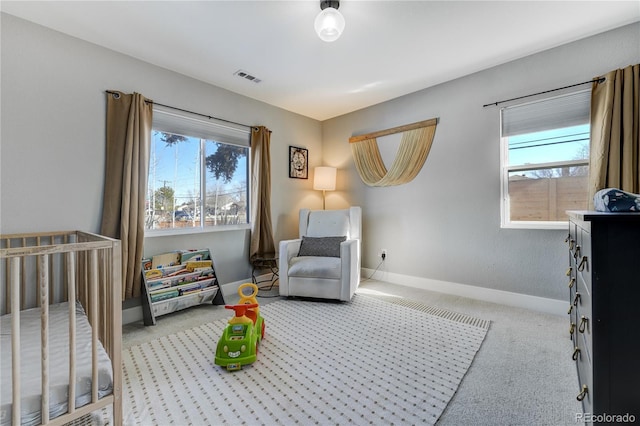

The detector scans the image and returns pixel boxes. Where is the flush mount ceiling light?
[314,0,345,42]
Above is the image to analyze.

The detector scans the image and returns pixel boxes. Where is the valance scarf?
[350,119,437,187]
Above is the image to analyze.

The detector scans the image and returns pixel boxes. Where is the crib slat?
[63,234,69,303]
[49,236,54,304]
[5,237,11,313]
[67,251,77,413]
[99,250,106,345]
[36,236,41,308]
[40,255,50,424]
[110,240,123,426]
[21,238,26,310]
[10,256,21,426]
[90,249,99,403]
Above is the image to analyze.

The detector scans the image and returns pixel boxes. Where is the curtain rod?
[482,77,605,108]
[105,90,256,130]
[349,117,438,143]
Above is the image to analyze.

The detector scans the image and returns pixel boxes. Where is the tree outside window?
[146,130,249,231]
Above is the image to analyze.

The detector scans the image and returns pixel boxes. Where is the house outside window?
[500,90,591,229]
[145,107,250,233]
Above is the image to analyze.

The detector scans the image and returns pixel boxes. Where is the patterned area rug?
[122,294,490,425]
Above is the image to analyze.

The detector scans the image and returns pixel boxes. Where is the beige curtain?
[250,126,276,259]
[351,124,437,186]
[101,91,152,300]
[588,64,640,207]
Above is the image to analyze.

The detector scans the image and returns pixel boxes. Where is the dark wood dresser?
[565,211,640,424]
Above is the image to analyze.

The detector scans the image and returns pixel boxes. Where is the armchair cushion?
[306,211,350,238]
[297,236,346,257]
[288,256,342,279]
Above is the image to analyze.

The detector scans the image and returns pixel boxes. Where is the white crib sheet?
[1,301,113,426]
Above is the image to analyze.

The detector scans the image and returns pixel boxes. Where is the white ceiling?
[2,1,639,121]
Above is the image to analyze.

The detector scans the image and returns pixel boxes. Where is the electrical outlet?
[381,249,387,260]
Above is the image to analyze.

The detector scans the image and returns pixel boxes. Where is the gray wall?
[322,22,640,301]
[2,13,638,308]
[1,13,323,285]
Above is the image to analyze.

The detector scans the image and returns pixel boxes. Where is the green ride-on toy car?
[214,283,265,371]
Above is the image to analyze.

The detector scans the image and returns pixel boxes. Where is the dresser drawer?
[573,306,592,409]
[576,227,592,293]
[568,295,578,344]
[577,313,592,366]
[575,275,592,361]
[566,225,579,343]
[567,226,578,266]
[575,340,593,417]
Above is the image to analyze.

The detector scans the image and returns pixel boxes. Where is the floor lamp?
[313,166,336,210]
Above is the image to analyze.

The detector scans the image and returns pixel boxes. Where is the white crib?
[0,231,122,426]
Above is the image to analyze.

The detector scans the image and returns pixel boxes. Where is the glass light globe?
[314,7,345,42]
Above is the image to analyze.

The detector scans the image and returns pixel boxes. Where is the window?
[500,90,590,229]
[145,107,250,233]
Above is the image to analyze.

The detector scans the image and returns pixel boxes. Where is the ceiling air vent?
[234,69,262,84]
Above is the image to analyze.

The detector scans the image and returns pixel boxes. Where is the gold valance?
[349,118,438,187]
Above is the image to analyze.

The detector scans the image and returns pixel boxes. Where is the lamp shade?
[313,167,337,191]
[314,6,345,42]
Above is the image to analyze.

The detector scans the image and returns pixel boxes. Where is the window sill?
[145,223,251,238]
[501,220,568,230]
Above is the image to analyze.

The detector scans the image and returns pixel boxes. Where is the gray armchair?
[279,207,361,302]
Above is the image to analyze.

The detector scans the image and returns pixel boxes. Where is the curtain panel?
[588,64,640,207]
[101,91,152,300]
[250,126,276,259]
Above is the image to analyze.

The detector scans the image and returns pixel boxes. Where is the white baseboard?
[220,278,257,298]
[124,270,565,323]
[122,304,144,325]
[361,268,566,316]
[122,277,257,325]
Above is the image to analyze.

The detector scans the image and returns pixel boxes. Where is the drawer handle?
[572,347,581,361]
[569,322,575,336]
[578,316,588,334]
[565,233,571,243]
[576,385,588,401]
[569,239,575,250]
[568,304,573,315]
[573,245,581,259]
[568,277,575,289]
[566,267,572,277]
[573,293,581,306]
[578,256,588,272]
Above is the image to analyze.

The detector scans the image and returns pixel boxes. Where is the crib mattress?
[1,301,113,426]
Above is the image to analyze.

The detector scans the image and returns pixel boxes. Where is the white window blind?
[152,107,250,146]
[501,90,591,137]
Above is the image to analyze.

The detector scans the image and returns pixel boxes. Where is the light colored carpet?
[357,281,584,425]
[121,293,489,425]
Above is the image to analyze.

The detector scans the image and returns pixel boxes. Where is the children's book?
[151,251,181,269]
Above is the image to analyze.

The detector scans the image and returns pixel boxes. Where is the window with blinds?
[500,90,590,229]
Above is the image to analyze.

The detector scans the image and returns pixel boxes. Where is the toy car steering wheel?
[238,282,259,306]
